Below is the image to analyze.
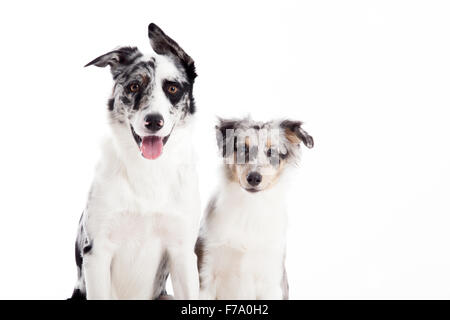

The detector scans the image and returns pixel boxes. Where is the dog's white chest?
[206,243,285,300]
[200,187,288,300]
[83,134,200,299]
[108,213,167,299]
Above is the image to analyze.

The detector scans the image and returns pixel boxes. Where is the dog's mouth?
[130,125,170,160]
[244,187,260,193]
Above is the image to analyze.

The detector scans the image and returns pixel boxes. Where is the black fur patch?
[147,58,156,69]
[188,86,196,114]
[70,288,86,300]
[148,23,197,114]
[121,96,131,105]
[148,24,196,77]
[133,90,143,111]
[195,237,205,288]
[71,212,90,300]
[75,240,82,269]
[107,98,114,111]
[280,120,314,148]
[162,80,185,105]
[216,120,238,157]
[280,151,289,160]
[152,252,170,299]
[83,242,93,254]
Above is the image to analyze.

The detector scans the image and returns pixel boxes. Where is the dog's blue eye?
[267,148,281,166]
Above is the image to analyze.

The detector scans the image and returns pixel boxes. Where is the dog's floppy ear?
[280,120,314,148]
[216,118,238,157]
[84,46,142,77]
[148,23,197,81]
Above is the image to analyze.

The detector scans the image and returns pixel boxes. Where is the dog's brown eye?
[129,83,140,92]
[168,85,178,94]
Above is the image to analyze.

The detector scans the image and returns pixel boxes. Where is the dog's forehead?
[234,120,281,146]
[116,57,154,83]
[116,52,186,84]
[151,53,187,82]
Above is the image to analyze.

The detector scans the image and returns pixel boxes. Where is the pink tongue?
[140,136,163,160]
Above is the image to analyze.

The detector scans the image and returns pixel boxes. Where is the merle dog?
[71,23,200,300]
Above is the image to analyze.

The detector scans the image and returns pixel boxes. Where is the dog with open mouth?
[196,117,314,299]
[71,23,200,299]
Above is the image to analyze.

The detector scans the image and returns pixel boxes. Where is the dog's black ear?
[280,120,314,149]
[84,47,142,77]
[216,118,238,157]
[148,23,197,81]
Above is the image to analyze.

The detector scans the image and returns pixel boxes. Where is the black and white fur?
[196,117,313,299]
[71,23,200,300]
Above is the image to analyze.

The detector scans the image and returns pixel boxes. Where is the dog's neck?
[207,170,289,248]
[219,173,289,217]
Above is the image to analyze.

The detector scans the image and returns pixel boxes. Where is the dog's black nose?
[247,172,262,187]
[144,114,164,132]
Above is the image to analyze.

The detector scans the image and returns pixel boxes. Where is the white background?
[0,0,449,299]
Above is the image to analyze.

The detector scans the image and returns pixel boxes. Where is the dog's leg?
[168,247,199,299]
[83,239,115,300]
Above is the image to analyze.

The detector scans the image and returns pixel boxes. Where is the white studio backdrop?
[0,0,449,299]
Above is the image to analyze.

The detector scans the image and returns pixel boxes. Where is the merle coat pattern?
[196,117,313,299]
[71,23,200,300]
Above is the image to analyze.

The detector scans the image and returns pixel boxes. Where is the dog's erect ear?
[280,120,314,149]
[84,47,142,77]
[216,118,238,157]
[148,23,197,81]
